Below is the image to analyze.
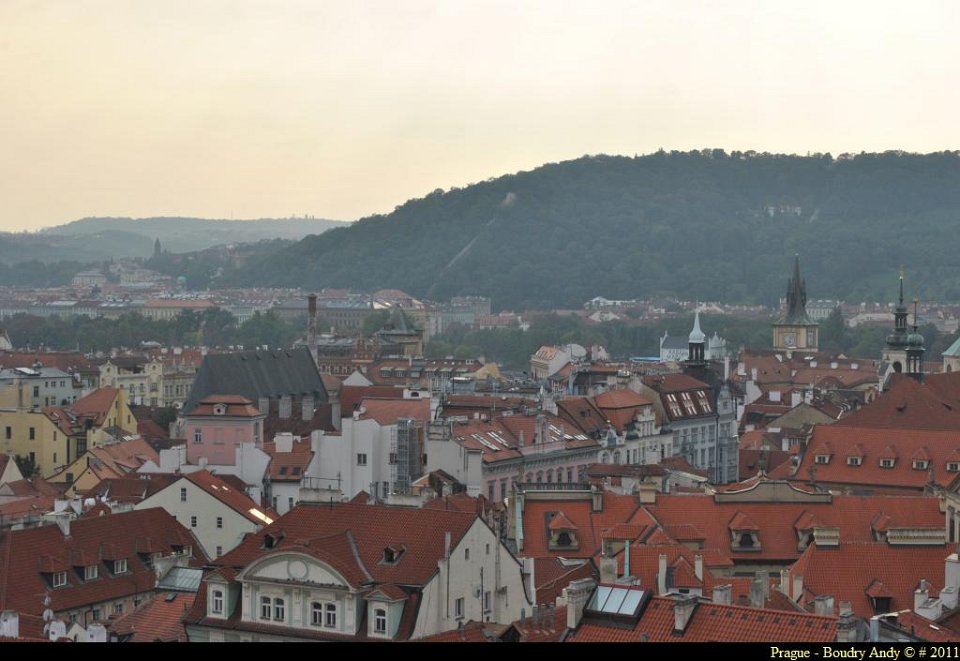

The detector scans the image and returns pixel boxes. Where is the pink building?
[183,395,265,465]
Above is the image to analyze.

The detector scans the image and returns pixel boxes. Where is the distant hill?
[225,150,960,309]
[0,216,348,265]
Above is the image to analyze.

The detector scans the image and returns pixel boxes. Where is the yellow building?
[0,385,137,478]
[50,437,158,497]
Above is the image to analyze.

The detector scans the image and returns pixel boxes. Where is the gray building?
[0,366,80,409]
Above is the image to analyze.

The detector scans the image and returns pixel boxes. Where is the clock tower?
[772,255,819,352]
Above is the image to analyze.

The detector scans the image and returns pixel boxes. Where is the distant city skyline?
[2,0,958,232]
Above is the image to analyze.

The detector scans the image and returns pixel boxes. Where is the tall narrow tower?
[906,300,925,382]
[881,269,910,374]
[772,255,819,351]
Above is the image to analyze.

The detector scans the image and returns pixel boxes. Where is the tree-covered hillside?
[228,150,960,309]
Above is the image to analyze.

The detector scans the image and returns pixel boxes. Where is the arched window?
[325,603,337,628]
[260,596,271,620]
[536,471,543,484]
[613,450,621,464]
[273,597,285,621]
[311,602,323,626]
[546,468,553,483]
[212,589,223,615]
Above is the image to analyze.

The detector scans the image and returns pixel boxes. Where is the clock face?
[784,332,797,347]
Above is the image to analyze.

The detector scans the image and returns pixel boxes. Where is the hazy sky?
[1,1,958,231]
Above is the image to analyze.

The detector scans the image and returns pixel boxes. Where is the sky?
[1,0,958,231]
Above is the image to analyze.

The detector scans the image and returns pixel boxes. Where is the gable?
[242,553,351,589]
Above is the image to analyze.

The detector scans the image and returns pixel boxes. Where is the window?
[4,426,9,439]
[455,597,464,619]
[815,454,831,464]
[484,590,492,613]
[53,571,67,588]
[486,543,490,556]
[357,453,367,466]
[847,456,862,466]
[33,385,39,397]
[325,603,337,628]
[913,460,929,470]
[273,598,285,621]
[29,427,35,440]
[465,547,470,561]
[92,608,101,622]
[113,559,128,574]
[84,565,98,580]
[389,452,397,465]
[374,608,387,634]
[488,482,494,500]
[880,459,895,469]
[216,517,223,529]
[260,596,272,620]
[216,546,222,557]
[311,602,323,626]
[288,497,294,510]
[949,462,960,473]
[190,515,197,528]
[212,590,224,615]
[180,487,187,502]
[193,429,203,444]
[113,602,124,615]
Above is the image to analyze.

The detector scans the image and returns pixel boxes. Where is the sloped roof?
[184,347,327,413]
[214,501,477,588]
[568,594,836,642]
[0,508,204,614]
[789,542,950,619]
[185,395,263,418]
[836,372,960,431]
[356,397,430,426]
[182,471,275,525]
[71,387,120,425]
[110,592,195,642]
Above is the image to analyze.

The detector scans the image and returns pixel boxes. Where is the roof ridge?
[346,529,374,584]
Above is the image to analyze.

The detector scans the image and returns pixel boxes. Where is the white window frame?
[273,597,285,621]
[324,602,337,628]
[374,608,387,634]
[212,589,224,615]
[114,559,128,574]
[311,602,323,627]
[53,571,67,588]
[260,596,272,620]
[84,565,99,580]
[455,597,464,619]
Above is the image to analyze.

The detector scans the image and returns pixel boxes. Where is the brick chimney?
[565,578,596,630]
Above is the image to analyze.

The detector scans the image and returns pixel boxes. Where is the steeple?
[884,269,911,374]
[906,299,925,382]
[686,307,707,367]
[781,254,812,325]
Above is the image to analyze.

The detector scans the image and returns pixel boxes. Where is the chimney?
[307,293,318,365]
[792,574,804,603]
[0,611,19,640]
[694,554,703,581]
[750,367,758,382]
[623,540,631,579]
[565,578,596,630]
[274,432,294,454]
[657,554,668,595]
[750,578,765,608]
[914,578,930,612]
[301,393,315,421]
[814,595,835,616]
[599,555,618,584]
[712,584,732,605]
[780,569,791,597]
[673,594,698,634]
[836,602,856,642]
[757,570,770,601]
[869,615,881,643]
[945,553,960,592]
[53,512,71,537]
[310,429,325,453]
[941,586,959,612]
[531,604,539,629]
[444,531,451,558]
[257,397,270,417]
[279,395,292,419]
[591,486,603,512]
[535,414,546,444]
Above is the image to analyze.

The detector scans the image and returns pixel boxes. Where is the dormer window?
[374,608,387,635]
[381,546,405,564]
[880,459,896,469]
[213,404,226,416]
[113,559,128,574]
[847,456,862,466]
[815,454,831,465]
[212,589,224,615]
[84,565,99,581]
[53,571,67,588]
[949,462,960,473]
[913,460,929,470]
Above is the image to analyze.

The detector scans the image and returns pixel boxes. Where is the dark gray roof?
[660,335,688,350]
[183,347,328,412]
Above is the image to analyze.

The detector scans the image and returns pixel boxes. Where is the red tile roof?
[109,592,195,642]
[797,425,960,491]
[214,501,477,588]
[182,471,276,525]
[185,395,263,418]
[339,386,406,416]
[789,542,950,618]
[0,508,204,615]
[71,387,121,426]
[568,594,837,642]
[837,372,960,431]
[532,558,597,604]
[356,397,430,425]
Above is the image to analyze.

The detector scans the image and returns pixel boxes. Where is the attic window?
[815,454,831,465]
[381,546,405,564]
[213,404,226,416]
[912,460,928,470]
[880,459,896,469]
[734,532,759,550]
[52,571,67,588]
[847,456,862,467]
[948,462,960,473]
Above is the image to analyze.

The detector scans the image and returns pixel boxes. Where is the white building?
[184,501,531,641]
[136,470,274,559]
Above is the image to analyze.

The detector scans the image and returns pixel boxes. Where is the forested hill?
[227,150,960,309]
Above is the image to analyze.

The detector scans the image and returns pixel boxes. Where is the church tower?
[881,270,910,374]
[685,308,707,368]
[772,255,819,351]
[906,300,925,382]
